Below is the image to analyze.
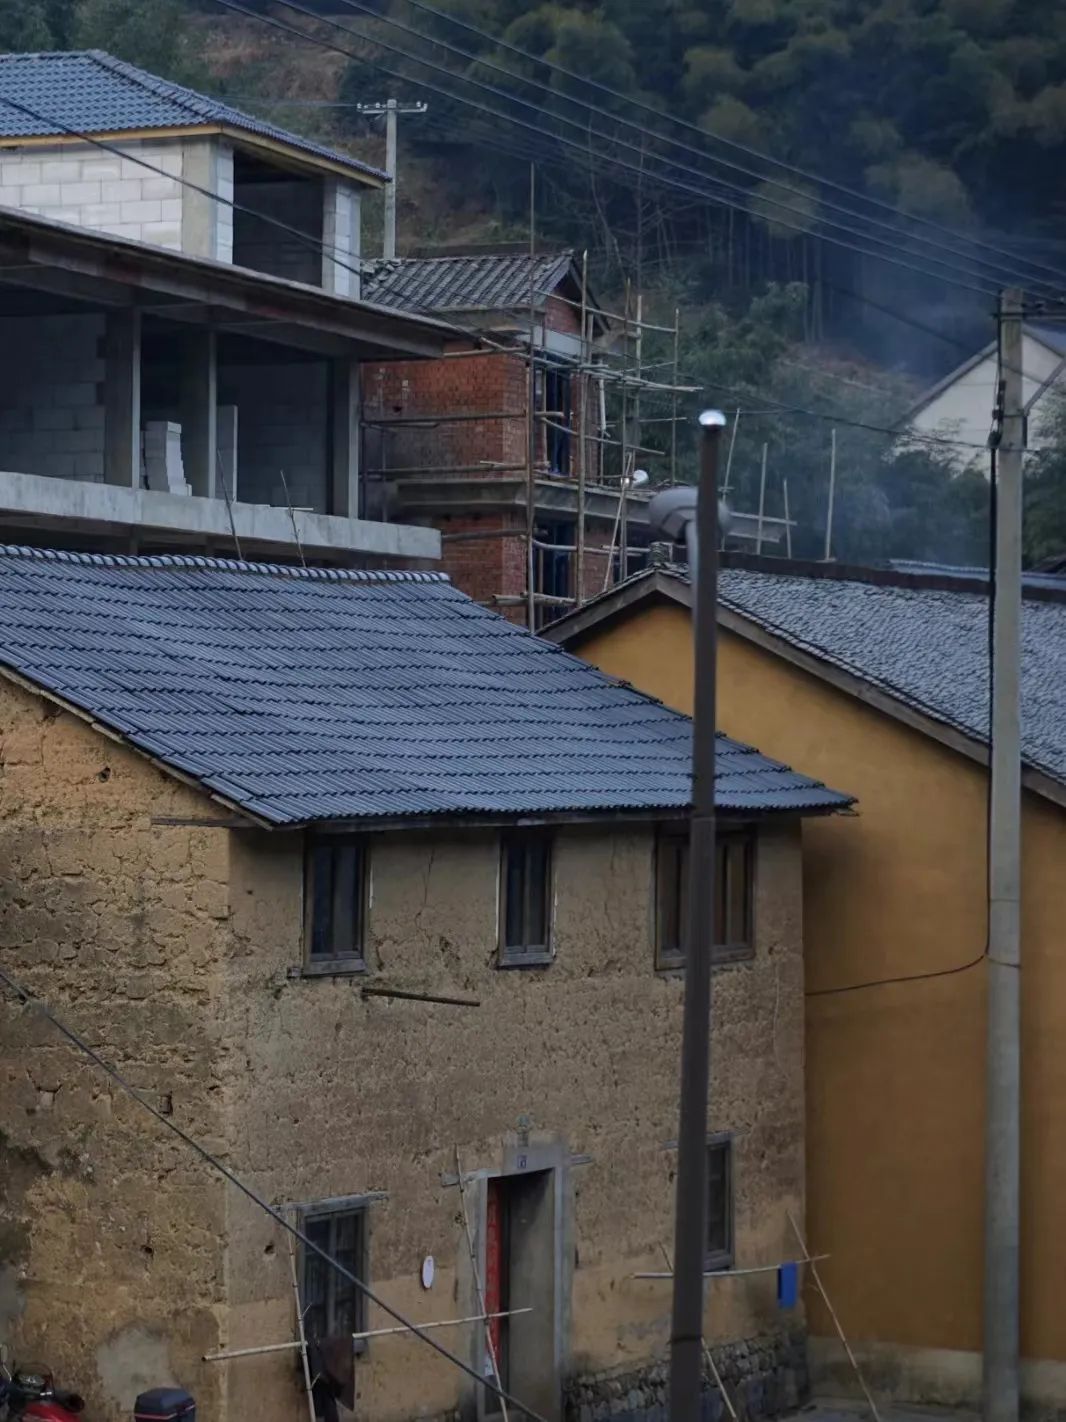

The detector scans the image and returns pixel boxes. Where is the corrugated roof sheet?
[0,546,849,826]
[362,251,575,315]
[715,567,1066,785]
[0,50,384,181]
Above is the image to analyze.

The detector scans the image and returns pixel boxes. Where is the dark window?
[500,833,552,964]
[706,1138,734,1270]
[301,1204,367,1347]
[655,829,753,968]
[544,365,572,475]
[305,836,366,968]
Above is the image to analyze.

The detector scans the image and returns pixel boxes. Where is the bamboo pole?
[669,306,680,486]
[287,1233,317,1422]
[756,443,768,555]
[455,1148,509,1422]
[525,163,537,632]
[783,478,793,559]
[576,248,589,607]
[786,1212,881,1422]
[658,1244,738,1422]
[721,409,741,498]
[352,1308,532,1342]
[824,427,837,561]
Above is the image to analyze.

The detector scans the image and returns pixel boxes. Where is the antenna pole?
[824,427,837,561]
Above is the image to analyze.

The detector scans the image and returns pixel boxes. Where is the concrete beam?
[104,308,141,488]
[330,356,360,517]
[0,468,441,561]
[180,329,218,498]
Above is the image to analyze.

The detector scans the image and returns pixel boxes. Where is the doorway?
[482,1169,558,1421]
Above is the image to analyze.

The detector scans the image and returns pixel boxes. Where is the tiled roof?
[362,251,576,315]
[0,546,849,827]
[716,567,1066,786]
[0,50,384,181]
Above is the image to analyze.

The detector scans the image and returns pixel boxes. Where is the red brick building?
[361,250,653,625]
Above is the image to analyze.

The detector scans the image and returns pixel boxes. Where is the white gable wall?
[908,333,1066,471]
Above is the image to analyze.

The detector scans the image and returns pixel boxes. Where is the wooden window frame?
[303,834,369,974]
[654,826,754,971]
[498,831,554,967]
[298,1196,370,1353]
[705,1134,735,1272]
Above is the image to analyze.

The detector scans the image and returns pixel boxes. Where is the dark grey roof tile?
[0,50,384,181]
[362,251,574,314]
[0,546,850,824]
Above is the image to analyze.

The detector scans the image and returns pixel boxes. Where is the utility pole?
[356,99,428,259]
[666,411,727,1422]
[984,287,1024,1422]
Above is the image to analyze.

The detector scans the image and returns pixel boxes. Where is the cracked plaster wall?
[0,672,807,1422]
[222,821,806,1422]
[0,680,231,1420]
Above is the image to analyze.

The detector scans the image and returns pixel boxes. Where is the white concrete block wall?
[323,178,360,298]
[223,362,329,511]
[215,142,234,265]
[0,314,106,480]
[0,140,185,251]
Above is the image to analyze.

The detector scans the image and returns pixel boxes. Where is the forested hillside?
[3,0,1066,562]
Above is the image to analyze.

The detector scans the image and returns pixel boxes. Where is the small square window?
[500,832,552,965]
[300,1203,368,1349]
[655,828,753,969]
[305,835,367,970]
[706,1137,734,1270]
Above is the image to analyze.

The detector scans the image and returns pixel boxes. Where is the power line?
[319,0,1064,300]
[388,0,1066,296]
[0,92,373,290]
[207,0,1004,299]
[0,962,549,1422]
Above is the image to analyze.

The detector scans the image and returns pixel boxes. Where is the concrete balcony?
[0,467,439,561]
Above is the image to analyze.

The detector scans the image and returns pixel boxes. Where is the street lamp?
[649,411,729,1422]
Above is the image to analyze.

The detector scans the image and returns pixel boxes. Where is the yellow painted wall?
[573,601,1066,1395]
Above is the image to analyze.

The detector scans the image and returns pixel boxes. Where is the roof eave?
[717,604,1066,811]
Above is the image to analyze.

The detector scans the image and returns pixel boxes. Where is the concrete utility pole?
[356,99,428,259]
[984,287,1024,1422]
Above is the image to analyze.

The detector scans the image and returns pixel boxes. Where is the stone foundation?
[564,1331,809,1422]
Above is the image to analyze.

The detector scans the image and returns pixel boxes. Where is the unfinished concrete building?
[0,204,450,563]
[0,546,851,1422]
[0,50,374,295]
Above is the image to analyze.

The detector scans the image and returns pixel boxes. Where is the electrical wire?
[389,0,1066,295]
[0,962,549,1422]
[805,307,1003,998]
[0,92,376,291]
[272,0,1011,298]
[319,0,1065,300]
[207,0,1005,300]
[0,32,1018,451]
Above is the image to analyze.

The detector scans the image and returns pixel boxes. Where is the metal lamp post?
[649,411,729,1422]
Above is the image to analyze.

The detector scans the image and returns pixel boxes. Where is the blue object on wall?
[777,1262,799,1309]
